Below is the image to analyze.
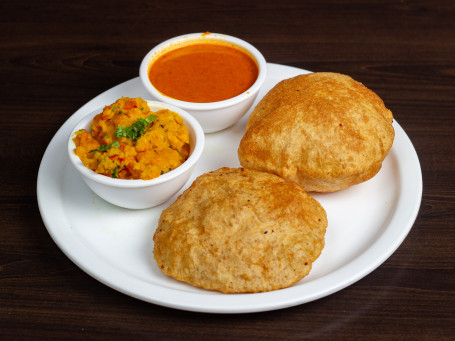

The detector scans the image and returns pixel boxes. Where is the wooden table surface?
[1,0,454,339]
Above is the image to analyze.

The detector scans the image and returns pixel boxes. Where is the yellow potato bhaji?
[73,97,190,180]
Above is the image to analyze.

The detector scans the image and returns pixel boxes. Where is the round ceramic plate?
[37,63,422,313]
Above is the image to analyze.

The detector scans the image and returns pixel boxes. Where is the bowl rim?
[139,32,267,111]
[68,100,205,188]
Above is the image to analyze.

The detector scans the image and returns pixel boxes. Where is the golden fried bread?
[239,72,395,192]
[153,167,327,293]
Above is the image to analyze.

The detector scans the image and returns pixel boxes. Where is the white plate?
[37,63,422,314]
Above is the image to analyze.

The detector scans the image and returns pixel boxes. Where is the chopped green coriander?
[111,166,120,178]
[89,140,120,153]
[113,114,157,140]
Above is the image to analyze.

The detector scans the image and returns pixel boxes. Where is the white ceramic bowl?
[139,32,267,133]
[68,101,205,209]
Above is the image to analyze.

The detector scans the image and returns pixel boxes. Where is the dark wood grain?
[1,0,454,339]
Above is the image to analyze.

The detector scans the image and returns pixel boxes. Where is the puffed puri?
[238,72,395,193]
[153,167,327,294]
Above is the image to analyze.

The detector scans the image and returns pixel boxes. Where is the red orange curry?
[148,43,259,103]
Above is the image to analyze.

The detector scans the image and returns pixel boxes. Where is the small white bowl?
[139,32,267,133]
[68,101,205,209]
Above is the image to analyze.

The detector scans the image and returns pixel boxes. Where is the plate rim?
[37,63,423,313]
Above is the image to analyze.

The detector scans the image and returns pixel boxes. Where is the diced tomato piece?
[124,100,137,110]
